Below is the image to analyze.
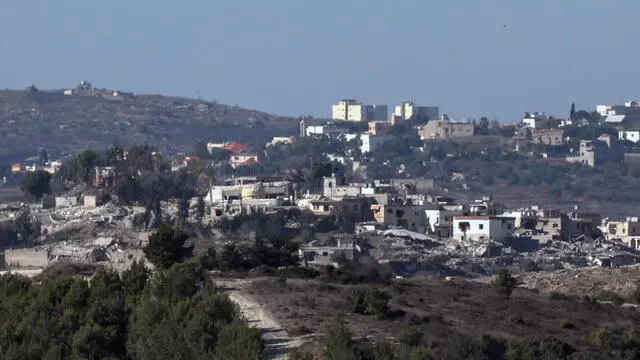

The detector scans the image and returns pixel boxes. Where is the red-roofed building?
[223,142,249,154]
[229,154,260,168]
[531,128,564,146]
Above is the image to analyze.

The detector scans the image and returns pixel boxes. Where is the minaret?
[299,118,306,137]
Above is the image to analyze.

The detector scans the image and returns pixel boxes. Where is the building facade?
[368,121,392,135]
[331,99,387,121]
[620,130,640,143]
[522,112,553,129]
[371,204,427,233]
[425,209,464,238]
[452,216,515,242]
[344,134,392,154]
[531,129,564,146]
[419,120,475,140]
[393,101,439,122]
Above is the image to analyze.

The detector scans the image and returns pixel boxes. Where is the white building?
[306,125,347,137]
[425,209,464,238]
[498,209,537,229]
[452,216,515,242]
[344,133,392,154]
[620,130,640,143]
[597,105,616,117]
[522,112,552,129]
[332,99,387,122]
[393,101,439,122]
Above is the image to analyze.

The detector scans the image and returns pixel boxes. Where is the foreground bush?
[0,261,265,360]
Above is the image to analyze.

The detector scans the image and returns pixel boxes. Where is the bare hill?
[0,90,301,160]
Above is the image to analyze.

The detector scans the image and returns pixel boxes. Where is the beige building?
[332,99,387,122]
[601,217,640,250]
[371,204,427,233]
[419,120,475,140]
[368,121,392,135]
[531,129,564,146]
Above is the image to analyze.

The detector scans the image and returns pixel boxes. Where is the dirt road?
[216,279,303,360]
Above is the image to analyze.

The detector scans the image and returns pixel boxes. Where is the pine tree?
[143,224,193,269]
[325,316,357,360]
[195,196,205,224]
[570,103,576,120]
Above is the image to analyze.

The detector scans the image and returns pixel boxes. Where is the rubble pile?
[515,264,640,296]
[0,200,151,272]
[358,228,640,278]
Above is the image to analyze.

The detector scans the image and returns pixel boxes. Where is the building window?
[553,223,558,228]
[479,224,484,230]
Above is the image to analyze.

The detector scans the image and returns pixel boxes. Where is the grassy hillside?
[0,90,301,160]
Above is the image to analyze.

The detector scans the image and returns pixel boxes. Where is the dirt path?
[216,279,303,360]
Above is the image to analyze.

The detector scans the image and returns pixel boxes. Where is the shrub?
[490,269,517,297]
[596,291,625,306]
[347,286,390,316]
[581,295,600,311]
[559,320,575,329]
[276,266,320,279]
[549,292,570,301]
[627,287,640,304]
[583,328,613,350]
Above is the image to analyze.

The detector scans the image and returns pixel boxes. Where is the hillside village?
[3,95,640,277]
[5,89,640,359]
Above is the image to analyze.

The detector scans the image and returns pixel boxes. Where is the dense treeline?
[0,261,264,360]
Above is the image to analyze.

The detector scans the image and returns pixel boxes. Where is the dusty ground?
[216,278,310,360]
[513,265,640,297]
[237,276,640,351]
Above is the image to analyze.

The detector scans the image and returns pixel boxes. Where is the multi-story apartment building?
[393,101,439,123]
[331,99,387,122]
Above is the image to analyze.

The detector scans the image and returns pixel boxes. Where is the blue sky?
[0,0,637,121]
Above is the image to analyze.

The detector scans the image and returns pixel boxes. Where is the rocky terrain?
[0,89,301,161]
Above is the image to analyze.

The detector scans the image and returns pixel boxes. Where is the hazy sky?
[0,1,638,121]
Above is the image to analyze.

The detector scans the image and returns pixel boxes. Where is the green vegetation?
[490,269,518,297]
[143,224,194,270]
[291,321,640,359]
[348,286,390,316]
[20,170,51,199]
[0,261,265,360]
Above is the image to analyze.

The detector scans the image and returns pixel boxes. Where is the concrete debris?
[0,200,153,273]
[354,228,640,278]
